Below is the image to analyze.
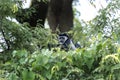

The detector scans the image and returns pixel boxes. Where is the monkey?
[58,33,76,51]
[58,33,81,51]
[47,0,74,33]
[48,33,81,51]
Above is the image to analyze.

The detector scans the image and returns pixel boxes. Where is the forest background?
[0,0,120,80]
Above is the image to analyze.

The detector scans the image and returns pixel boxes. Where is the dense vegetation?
[0,0,120,80]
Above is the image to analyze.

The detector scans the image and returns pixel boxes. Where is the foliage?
[88,0,120,41]
[0,42,120,80]
[0,0,120,80]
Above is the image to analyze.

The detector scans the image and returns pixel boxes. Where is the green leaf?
[96,43,102,52]
[12,50,28,58]
[8,73,18,80]
[22,69,35,80]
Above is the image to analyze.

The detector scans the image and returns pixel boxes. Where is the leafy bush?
[0,40,120,80]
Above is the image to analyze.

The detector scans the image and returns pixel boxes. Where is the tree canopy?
[0,0,120,80]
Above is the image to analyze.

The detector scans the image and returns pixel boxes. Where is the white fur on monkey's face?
[58,36,68,44]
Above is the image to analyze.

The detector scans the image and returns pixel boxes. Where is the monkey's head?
[58,33,70,45]
[58,33,81,51]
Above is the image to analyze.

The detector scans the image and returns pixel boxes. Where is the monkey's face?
[58,34,69,45]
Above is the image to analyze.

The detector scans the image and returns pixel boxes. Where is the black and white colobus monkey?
[58,33,76,51]
[15,0,74,33]
[48,33,81,51]
[58,33,81,51]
